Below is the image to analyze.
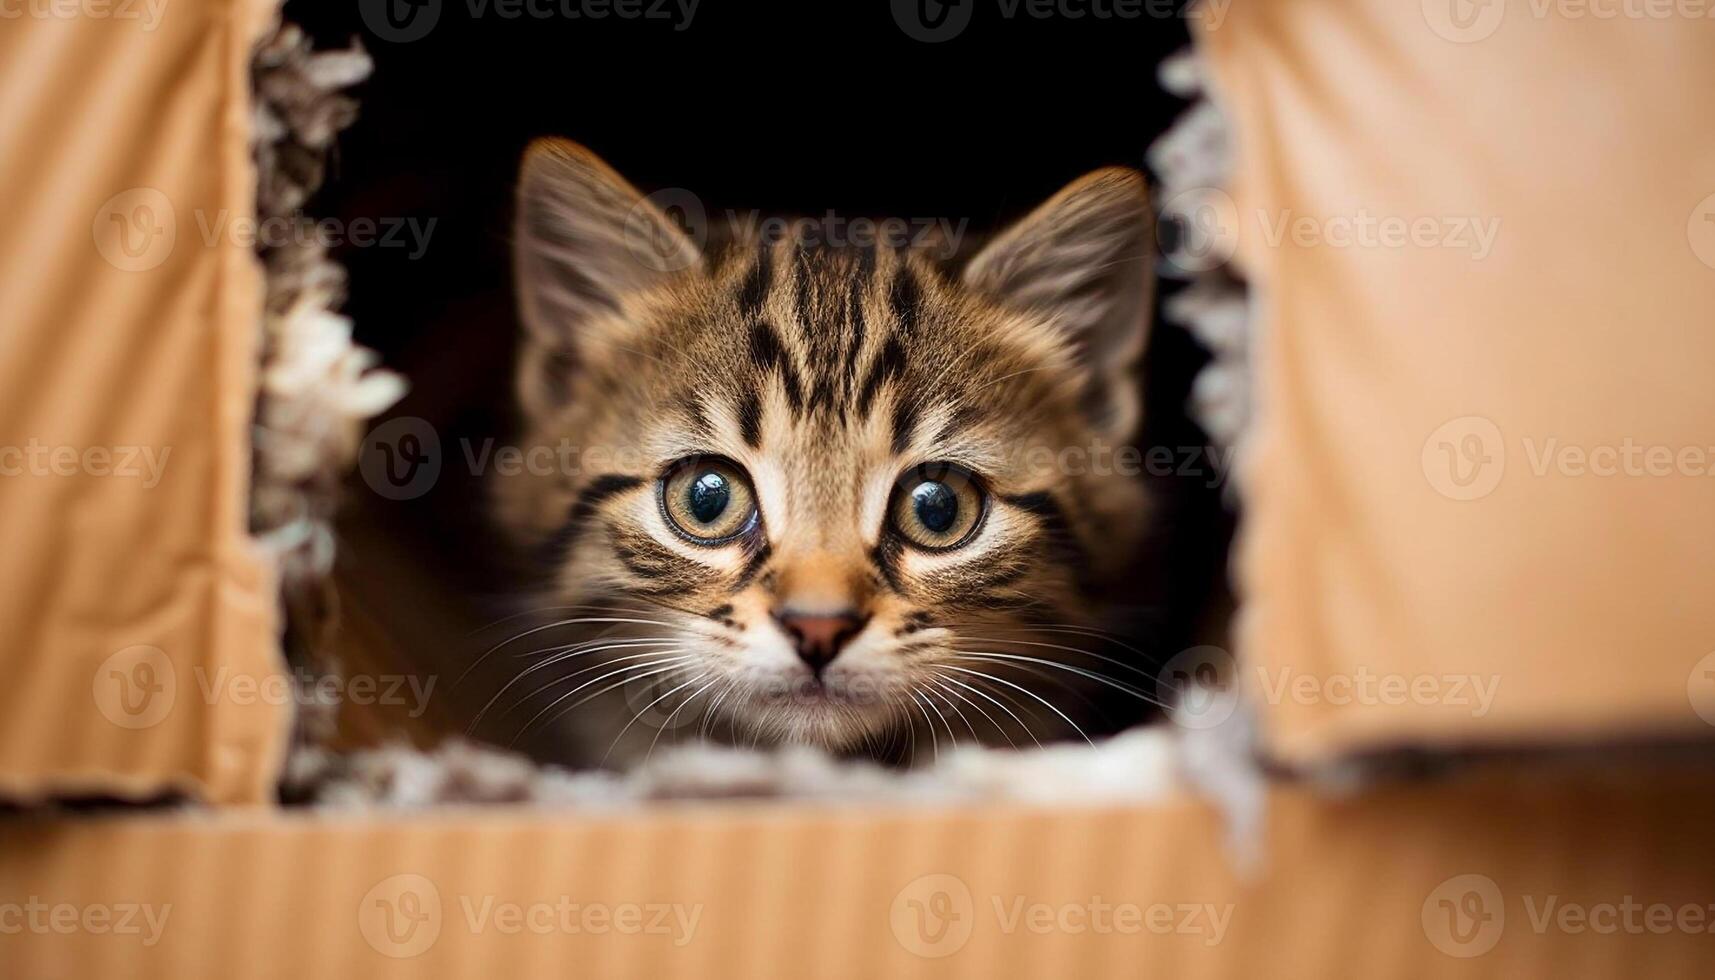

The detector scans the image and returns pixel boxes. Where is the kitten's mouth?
[732,671,911,747]
[752,671,903,709]
[788,678,877,711]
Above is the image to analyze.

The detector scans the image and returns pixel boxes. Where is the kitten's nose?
[774,609,868,674]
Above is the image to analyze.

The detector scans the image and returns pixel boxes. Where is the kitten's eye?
[889,464,987,550]
[660,458,759,544]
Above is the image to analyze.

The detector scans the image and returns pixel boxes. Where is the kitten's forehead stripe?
[736,240,772,318]
[748,319,805,413]
[889,391,921,457]
[677,394,712,439]
[843,272,867,393]
[738,390,763,448]
[793,247,816,332]
[856,334,907,419]
[887,261,921,337]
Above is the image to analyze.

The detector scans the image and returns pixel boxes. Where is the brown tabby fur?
[489,139,1156,765]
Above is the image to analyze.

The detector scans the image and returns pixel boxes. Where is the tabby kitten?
[486,139,1157,767]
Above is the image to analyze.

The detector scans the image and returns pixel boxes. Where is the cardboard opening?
[275,4,1237,783]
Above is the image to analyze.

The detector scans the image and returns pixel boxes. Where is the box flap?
[0,0,286,804]
[4,773,1715,976]
[1202,1,1715,762]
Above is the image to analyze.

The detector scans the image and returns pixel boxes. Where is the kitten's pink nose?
[774,610,868,674]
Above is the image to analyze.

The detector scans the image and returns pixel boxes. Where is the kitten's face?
[494,140,1155,759]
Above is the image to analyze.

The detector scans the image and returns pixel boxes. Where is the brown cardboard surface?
[0,0,285,804]
[1205,3,1715,761]
[3,772,1714,978]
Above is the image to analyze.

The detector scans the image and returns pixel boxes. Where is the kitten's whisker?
[971,364,1051,395]
[903,697,923,766]
[939,672,1042,748]
[646,677,722,765]
[952,651,1168,709]
[457,616,683,688]
[708,685,740,742]
[698,684,731,741]
[507,634,683,665]
[939,664,1094,745]
[958,635,1157,681]
[510,657,697,746]
[488,652,690,739]
[603,670,710,767]
[858,723,880,760]
[466,603,672,634]
[469,641,685,731]
[934,674,1037,749]
[913,685,957,750]
[907,691,938,764]
[939,676,1015,751]
[995,666,1115,729]
[965,623,1152,657]
[924,679,987,745]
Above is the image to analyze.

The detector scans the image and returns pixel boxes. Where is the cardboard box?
[2,0,1714,976]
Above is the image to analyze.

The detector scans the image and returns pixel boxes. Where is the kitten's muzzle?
[773,609,868,676]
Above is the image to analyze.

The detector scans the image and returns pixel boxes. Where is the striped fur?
[494,139,1155,763]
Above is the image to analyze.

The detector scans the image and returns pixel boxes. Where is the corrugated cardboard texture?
[0,0,284,803]
[1208,3,1715,760]
[4,773,1714,977]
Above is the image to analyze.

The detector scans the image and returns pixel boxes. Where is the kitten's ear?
[514,138,702,419]
[963,168,1154,442]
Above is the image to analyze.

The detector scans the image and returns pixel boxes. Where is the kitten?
[482,138,1158,767]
